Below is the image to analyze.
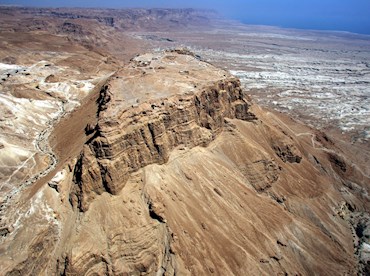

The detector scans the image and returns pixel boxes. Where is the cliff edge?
[1,50,369,275]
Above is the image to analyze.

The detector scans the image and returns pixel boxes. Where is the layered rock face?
[57,51,367,275]
[71,65,256,211]
[0,6,369,275]
[1,50,369,275]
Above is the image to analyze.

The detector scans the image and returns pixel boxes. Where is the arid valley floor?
[0,7,369,275]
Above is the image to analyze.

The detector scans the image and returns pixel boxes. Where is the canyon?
[0,6,369,275]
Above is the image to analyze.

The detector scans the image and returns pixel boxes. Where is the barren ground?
[0,7,369,275]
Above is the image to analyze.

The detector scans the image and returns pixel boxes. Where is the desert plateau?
[0,6,369,275]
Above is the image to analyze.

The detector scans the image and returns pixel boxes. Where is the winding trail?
[296,132,370,179]
[266,112,370,180]
[0,99,67,239]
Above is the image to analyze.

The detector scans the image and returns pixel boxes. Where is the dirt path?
[0,99,67,239]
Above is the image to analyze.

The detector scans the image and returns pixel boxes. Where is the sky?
[1,0,370,35]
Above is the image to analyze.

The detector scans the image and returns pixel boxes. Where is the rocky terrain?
[0,6,369,275]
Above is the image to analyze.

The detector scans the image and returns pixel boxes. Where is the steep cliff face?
[70,73,256,211]
[1,50,369,275]
[2,6,369,276]
[50,51,367,275]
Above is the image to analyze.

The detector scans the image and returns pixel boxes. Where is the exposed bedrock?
[2,51,365,275]
[1,8,370,275]
[70,77,257,211]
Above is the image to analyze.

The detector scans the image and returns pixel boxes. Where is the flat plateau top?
[106,51,232,116]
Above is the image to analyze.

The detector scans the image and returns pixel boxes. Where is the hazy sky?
[1,0,370,34]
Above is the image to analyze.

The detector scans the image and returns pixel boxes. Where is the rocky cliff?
[1,50,369,275]
[70,69,256,211]
[57,51,368,275]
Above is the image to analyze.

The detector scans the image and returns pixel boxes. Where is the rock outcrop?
[0,48,369,275]
[1,7,369,276]
[43,51,365,276]
[70,68,256,211]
